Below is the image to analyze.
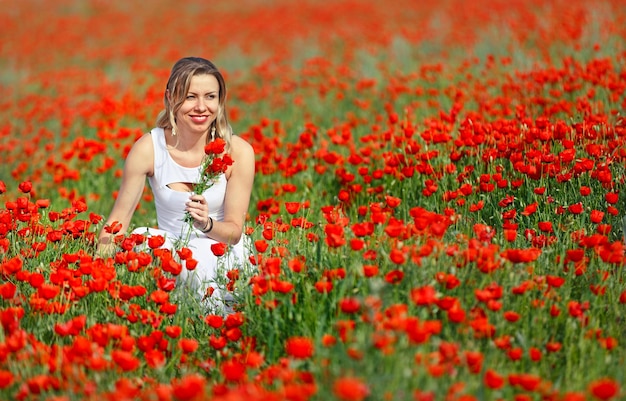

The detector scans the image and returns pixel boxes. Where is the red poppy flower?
[406,317,441,344]
[204,137,226,155]
[224,312,244,328]
[339,297,361,314]
[145,349,165,369]
[162,257,182,276]
[254,239,269,253]
[210,242,227,257]
[46,230,64,243]
[291,216,315,229]
[389,248,406,264]
[507,347,523,360]
[209,335,227,350]
[322,334,337,347]
[501,248,541,263]
[385,195,401,208]
[325,224,346,248]
[503,311,520,322]
[205,314,224,328]
[351,222,374,237]
[285,202,301,214]
[546,341,562,353]
[598,336,618,350]
[165,325,182,339]
[104,221,123,234]
[159,302,178,315]
[538,221,554,233]
[147,235,165,249]
[333,376,370,401]
[0,370,13,389]
[221,358,246,382]
[362,264,379,277]
[0,282,16,300]
[349,238,365,251]
[184,258,198,271]
[18,181,32,193]
[385,269,404,284]
[568,202,584,214]
[411,285,437,306]
[288,257,305,273]
[464,351,483,374]
[546,275,566,287]
[337,189,350,202]
[523,345,540,361]
[36,199,50,208]
[149,289,169,304]
[0,256,23,276]
[225,327,242,342]
[285,336,314,359]
[521,202,538,216]
[271,279,294,293]
[38,283,60,300]
[515,373,542,391]
[172,374,206,401]
[208,154,233,174]
[605,192,618,204]
[314,280,333,293]
[111,350,140,372]
[54,315,86,337]
[178,338,199,354]
[589,378,620,400]
[469,200,484,212]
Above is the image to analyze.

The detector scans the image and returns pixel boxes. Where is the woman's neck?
[167,128,208,152]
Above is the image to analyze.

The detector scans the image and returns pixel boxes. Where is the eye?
[186,95,195,100]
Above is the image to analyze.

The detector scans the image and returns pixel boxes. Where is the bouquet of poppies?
[183,137,234,229]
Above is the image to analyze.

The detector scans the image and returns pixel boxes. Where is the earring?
[170,111,177,136]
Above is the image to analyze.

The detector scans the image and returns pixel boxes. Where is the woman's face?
[174,73,220,137]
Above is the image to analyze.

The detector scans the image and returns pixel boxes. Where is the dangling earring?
[169,108,176,136]
[210,126,215,141]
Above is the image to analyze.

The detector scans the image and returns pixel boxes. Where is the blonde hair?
[156,57,232,150]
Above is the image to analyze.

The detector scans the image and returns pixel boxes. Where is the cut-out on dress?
[132,127,250,312]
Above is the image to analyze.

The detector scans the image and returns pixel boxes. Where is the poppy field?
[1,0,626,400]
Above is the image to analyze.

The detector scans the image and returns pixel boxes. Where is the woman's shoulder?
[226,135,254,180]
[133,131,156,152]
[230,134,254,156]
[125,131,155,175]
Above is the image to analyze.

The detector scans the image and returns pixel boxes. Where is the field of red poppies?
[1,0,626,400]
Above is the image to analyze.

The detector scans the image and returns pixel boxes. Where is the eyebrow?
[187,90,218,95]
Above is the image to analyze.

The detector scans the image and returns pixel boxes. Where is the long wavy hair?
[156,57,232,150]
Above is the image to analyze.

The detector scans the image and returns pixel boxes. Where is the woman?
[98,57,255,311]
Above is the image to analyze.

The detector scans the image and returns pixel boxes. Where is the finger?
[186,200,205,210]
[185,206,202,218]
[189,194,205,204]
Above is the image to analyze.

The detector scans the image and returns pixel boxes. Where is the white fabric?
[149,127,227,234]
[133,128,250,312]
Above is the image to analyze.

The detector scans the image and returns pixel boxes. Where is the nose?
[194,97,207,111]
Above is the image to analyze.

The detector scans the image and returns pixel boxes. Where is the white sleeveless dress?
[133,127,250,311]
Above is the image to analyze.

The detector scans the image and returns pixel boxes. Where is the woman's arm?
[97,133,154,255]
[204,135,255,245]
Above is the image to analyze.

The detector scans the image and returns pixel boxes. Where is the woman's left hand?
[186,194,210,230]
